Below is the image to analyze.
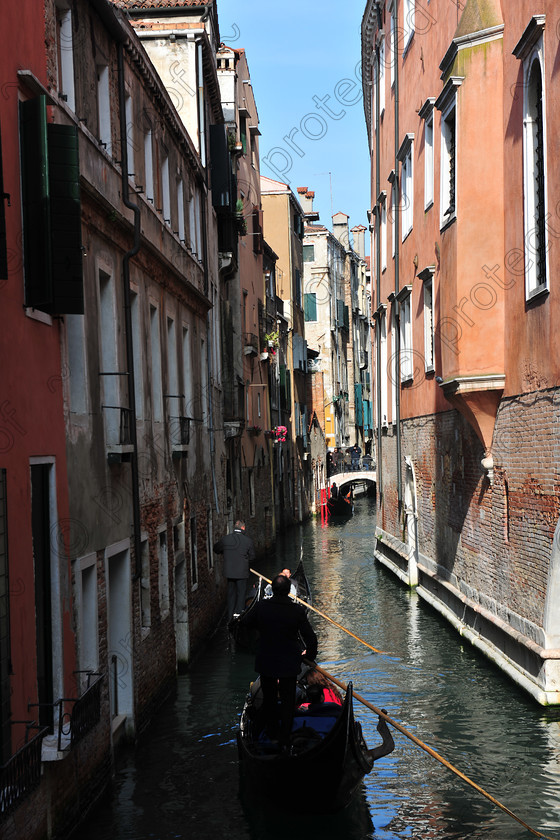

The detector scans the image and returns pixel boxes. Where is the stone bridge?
[328,469,377,489]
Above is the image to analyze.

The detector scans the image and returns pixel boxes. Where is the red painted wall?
[0,0,76,749]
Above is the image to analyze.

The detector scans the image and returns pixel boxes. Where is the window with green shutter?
[19,96,83,314]
[303,244,314,262]
[304,292,317,322]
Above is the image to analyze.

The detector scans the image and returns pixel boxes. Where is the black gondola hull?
[237,684,373,814]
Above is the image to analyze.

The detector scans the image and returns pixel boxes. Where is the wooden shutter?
[20,96,52,309]
[48,123,83,314]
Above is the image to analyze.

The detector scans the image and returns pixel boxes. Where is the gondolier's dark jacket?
[213,528,255,579]
[241,595,318,678]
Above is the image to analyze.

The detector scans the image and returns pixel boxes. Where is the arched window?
[524,52,547,296]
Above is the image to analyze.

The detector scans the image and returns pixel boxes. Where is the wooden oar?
[308,661,558,840]
[250,568,385,654]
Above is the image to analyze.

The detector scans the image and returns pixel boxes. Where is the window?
[65,315,87,414]
[441,106,456,222]
[206,510,214,570]
[200,338,208,424]
[56,4,75,111]
[150,303,163,422]
[19,98,83,314]
[177,179,186,241]
[125,95,135,182]
[304,292,317,321]
[167,316,179,440]
[96,62,111,153]
[403,0,415,52]
[378,309,388,426]
[161,152,171,224]
[389,4,396,88]
[99,269,121,445]
[435,78,462,230]
[423,275,434,372]
[390,179,397,258]
[130,289,144,419]
[518,29,548,298]
[158,529,169,615]
[399,289,413,382]
[77,556,98,679]
[398,136,414,240]
[303,244,315,262]
[380,197,387,271]
[144,126,154,202]
[419,98,435,209]
[295,268,302,308]
[182,326,193,418]
[196,43,206,167]
[190,515,198,589]
[140,538,150,629]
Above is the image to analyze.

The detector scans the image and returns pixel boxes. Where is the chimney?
[297,187,320,221]
[351,225,367,259]
[332,212,350,249]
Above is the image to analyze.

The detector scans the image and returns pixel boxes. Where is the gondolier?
[214,520,255,619]
[240,574,318,749]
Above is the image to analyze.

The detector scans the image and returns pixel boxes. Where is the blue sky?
[216,0,371,251]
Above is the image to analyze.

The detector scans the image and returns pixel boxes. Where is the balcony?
[0,726,46,819]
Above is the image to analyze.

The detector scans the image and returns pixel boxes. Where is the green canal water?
[75,497,560,840]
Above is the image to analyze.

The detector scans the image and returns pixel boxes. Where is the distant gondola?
[237,667,394,814]
[327,490,354,518]
[228,561,312,649]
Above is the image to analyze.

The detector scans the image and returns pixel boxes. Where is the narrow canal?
[75,498,560,840]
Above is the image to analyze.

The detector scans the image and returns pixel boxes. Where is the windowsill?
[141,625,151,640]
[402,227,413,243]
[440,213,457,233]
[526,284,549,303]
[191,583,198,592]
[402,32,415,59]
[425,365,435,374]
[424,199,434,212]
[25,307,53,326]
[401,376,414,386]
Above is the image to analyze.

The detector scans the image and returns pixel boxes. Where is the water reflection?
[74,497,560,840]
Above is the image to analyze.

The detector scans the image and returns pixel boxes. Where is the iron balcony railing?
[28,673,104,753]
[0,726,46,820]
[68,674,104,747]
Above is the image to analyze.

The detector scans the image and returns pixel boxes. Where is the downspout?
[393,1,403,511]
[117,42,143,579]
[200,148,220,516]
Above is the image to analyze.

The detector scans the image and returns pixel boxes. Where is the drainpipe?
[117,43,143,580]
[393,1,403,511]
[200,142,220,516]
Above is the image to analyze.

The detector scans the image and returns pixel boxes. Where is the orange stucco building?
[362,0,560,704]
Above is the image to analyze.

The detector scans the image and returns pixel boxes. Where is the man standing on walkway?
[241,574,318,749]
[214,520,255,619]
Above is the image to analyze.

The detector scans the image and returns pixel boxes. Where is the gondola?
[327,490,354,518]
[237,667,387,814]
[228,561,312,649]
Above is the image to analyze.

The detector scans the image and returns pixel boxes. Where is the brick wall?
[379,389,560,632]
